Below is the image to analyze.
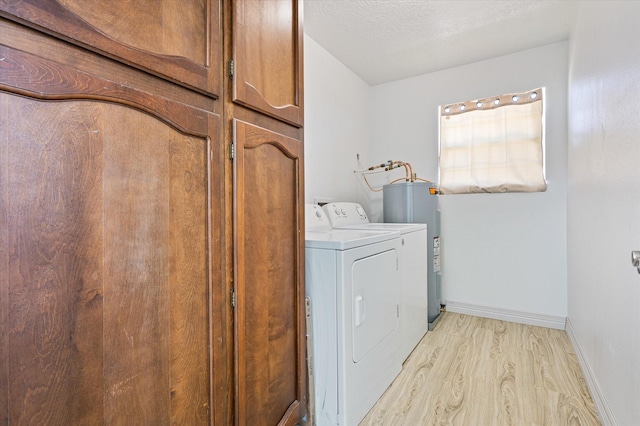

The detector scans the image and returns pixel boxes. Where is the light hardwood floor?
[360,312,600,425]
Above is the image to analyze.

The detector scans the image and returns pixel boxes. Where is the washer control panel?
[322,202,370,227]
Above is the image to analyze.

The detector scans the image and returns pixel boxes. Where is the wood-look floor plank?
[360,312,600,426]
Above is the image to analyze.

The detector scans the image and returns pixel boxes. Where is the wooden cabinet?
[0,0,305,424]
[0,95,219,425]
[232,0,304,127]
[233,120,305,425]
[0,0,222,97]
[228,0,307,424]
[0,17,224,424]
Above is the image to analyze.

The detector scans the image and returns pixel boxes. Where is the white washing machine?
[305,204,402,426]
[323,202,429,363]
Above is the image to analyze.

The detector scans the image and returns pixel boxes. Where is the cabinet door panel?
[0,0,221,97]
[0,88,221,425]
[232,0,304,127]
[0,5,230,423]
[99,104,211,425]
[234,120,306,425]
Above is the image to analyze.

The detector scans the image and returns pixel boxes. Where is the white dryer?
[305,204,402,426]
[323,202,429,362]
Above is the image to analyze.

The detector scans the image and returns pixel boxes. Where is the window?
[438,88,546,194]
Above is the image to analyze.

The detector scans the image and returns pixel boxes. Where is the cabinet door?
[232,0,304,127]
[0,0,222,97]
[233,120,306,425]
[0,39,224,424]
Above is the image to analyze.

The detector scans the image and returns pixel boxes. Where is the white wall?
[567,2,640,424]
[370,43,569,319]
[303,34,372,206]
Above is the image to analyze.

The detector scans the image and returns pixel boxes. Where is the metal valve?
[632,251,640,274]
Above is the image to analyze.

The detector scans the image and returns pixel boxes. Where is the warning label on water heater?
[433,236,441,272]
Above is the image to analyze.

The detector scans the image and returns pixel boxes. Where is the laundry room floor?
[359,311,600,425]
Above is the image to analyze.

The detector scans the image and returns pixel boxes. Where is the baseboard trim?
[565,318,616,426]
[445,301,567,330]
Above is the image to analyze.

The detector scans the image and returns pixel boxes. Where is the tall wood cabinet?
[228,1,306,425]
[0,1,305,424]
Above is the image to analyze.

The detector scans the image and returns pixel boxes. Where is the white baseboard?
[565,318,616,426]
[445,301,567,330]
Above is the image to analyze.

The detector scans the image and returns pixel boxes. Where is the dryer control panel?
[305,204,332,231]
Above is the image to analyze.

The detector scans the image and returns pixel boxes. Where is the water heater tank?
[383,182,442,329]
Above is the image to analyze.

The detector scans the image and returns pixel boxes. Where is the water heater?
[383,182,442,329]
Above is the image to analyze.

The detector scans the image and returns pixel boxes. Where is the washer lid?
[305,228,400,250]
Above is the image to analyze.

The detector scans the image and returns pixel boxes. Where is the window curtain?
[439,88,546,194]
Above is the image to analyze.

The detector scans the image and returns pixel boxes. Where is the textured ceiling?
[304,0,581,86]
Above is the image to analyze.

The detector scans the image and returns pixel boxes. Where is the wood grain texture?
[232,0,304,127]
[0,17,217,115]
[0,94,216,425]
[0,43,211,137]
[100,105,206,424]
[101,104,172,423]
[360,312,601,426]
[234,119,306,426]
[5,97,105,424]
[168,120,210,424]
[61,0,207,63]
[0,93,8,426]
[0,0,222,97]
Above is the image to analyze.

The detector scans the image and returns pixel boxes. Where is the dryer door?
[351,248,399,362]
[338,238,402,426]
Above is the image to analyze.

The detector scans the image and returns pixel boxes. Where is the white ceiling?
[304,0,581,86]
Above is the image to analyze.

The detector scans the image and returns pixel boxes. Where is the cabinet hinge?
[230,289,236,309]
[229,142,235,160]
[228,59,234,79]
